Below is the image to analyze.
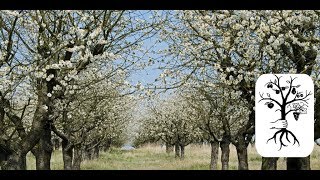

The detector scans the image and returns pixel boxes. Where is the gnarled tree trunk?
[174,142,180,158]
[220,139,230,170]
[180,145,185,159]
[233,135,249,170]
[1,152,26,170]
[52,121,73,170]
[4,85,50,170]
[235,144,248,170]
[35,122,53,170]
[62,140,73,170]
[72,145,82,170]
[83,146,92,161]
[103,139,112,152]
[210,141,219,170]
[287,156,310,170]
[93,145,100,159]
[261,157,278,170]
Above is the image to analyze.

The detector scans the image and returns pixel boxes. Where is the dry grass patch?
[26,143,320,170]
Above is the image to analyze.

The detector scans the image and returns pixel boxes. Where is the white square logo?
[255,74,314,157]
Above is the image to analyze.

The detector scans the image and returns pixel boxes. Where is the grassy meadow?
[26,144,320,170]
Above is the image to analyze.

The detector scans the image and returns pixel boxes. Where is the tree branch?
[275,75,285,101]
[258,92,282,107]
[20,98,31,119]
[287,90,312,105]
[51,124,68,142]
[284,76,297,102]
[285,109,296,116]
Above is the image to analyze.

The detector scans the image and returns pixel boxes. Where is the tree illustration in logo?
[258,75,312,150]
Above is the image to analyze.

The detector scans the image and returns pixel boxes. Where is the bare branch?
[258,92,282,107]
[287,90,312,105]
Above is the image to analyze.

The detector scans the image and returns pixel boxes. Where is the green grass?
[26,144,320,170]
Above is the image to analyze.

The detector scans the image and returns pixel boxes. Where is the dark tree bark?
[72,145,82,170]
[93,145,100,159]
[233,135,249,170]
[0,97,8,168]
[83,146,92,161]
[261,157,278,170]
[220,139,230,170]
[0,150,6,166]
[35,122,53,170]
[62,140,73,170]
[210,141,219,170]
[0,91,47,170]
[3,87,50,170]
[1,152,26,170]
[103,139,112,152]
[174,142,180,158]
[235,144,248,170]
[52,123,73,170]
[34,69,59,170]
[287,156,310,170]
[180,145,185,159]
[0,132,39,170]
[103,144,110,152]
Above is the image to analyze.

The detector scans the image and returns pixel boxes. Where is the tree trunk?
[235,144,248,170]
[52,119,73,170]
[210,141,219,170]
[35,122,53,170]
[62,140,73,170]
[1,152,26,170]
[165,143,173,153]
[103,139,111,152]
[0,80,50,170]
[0,152,6,166]
[261,157,278,170]
[35,74,55,170]
[72,145,82,170]
[180,145,185,159]
[93,145,99,159]
[174,142,180,158]
[0,101,6,167]
[103,144,110,152]
[287,156,310,170]
[83,147,92,161]
[220,139,230,170]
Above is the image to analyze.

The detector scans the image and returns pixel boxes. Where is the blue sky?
[127,11,168,90]
[128,37,163,87]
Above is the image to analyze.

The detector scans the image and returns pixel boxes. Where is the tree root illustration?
[266,128,300,151]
